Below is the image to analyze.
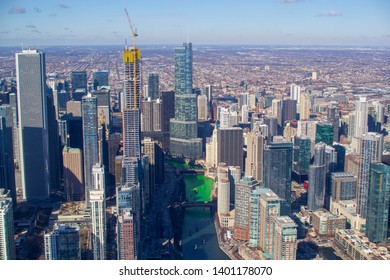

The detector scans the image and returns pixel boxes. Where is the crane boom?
[124,8,137,49]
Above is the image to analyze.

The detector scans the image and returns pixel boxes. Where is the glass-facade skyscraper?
[264,141,293,214]
[308,143,326,211]
[366,162,390,243]
[93,71,109,90]
[82,93,99,206]
[315,122,334,146]
[0,189,16,260]
[147,73,159,100]
[293,135,311,176]
[170,42,202,158]
[0,106,16,202]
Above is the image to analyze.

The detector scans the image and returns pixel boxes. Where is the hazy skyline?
[1,0,390,46]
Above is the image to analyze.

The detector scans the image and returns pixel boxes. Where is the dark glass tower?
[169,42,202,158]
[0,106,15,202]
[71,71,87,91]
[315,122,334,146]
[147,73,159,100]
[366,162,390,243]
[264,141,293,214]
[93,71,109,90]
[82,94,99,206]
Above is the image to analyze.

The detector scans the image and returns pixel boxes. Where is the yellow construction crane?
[124,8,139,108]
[124,8,137,50]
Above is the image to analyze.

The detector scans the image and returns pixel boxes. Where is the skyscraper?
[123,46,141,159]
[245,131,264,183]
[354,96,368,139]
[169,42,202,158]
[147,73,159,100]
[249,186,262,248]
[357,132,383,218]
[0,189,15,260]
[308,143,326,211]
[258,188,281,256]
[264,141,293,214]
[204,84,213,108]
[0,105,15,202]
[161,91,175,133]
[366,163,390,243]
[234,176,260,241]
[117,208,137,260]
[293,135,311,176]
[315,122,333,146]
[82,93,99,206]
[152,99,162,131]
[277,99,297,134]
[228,165,242,207]
[90,163,106,260]
[217,127,244,169]
[290,84,301,102]
[273,216,298,260]
[197,94,208,121]
[142,99,154,132]
[330,172,357,202]
[62,146,84,201]
[16,50,51,201]
[327,102,339,142]
[71,71,87,92]
[93,71,109,90]
[299,93,311,121]
[142,137,164,184]
[217,164,230,216]
[44,224,81,260]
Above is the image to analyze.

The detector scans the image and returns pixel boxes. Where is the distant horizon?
[1,43,390,49]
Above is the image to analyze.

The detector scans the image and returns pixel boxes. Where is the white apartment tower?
[90,163,106,260]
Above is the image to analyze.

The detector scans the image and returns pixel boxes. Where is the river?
[181,207,229,260]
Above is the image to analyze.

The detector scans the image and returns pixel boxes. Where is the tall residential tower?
[169,43,202,158]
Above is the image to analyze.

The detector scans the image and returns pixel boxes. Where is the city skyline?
[1,0,390,47]
[1,0,390,261]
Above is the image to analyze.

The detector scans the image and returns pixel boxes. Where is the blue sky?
[1,0,389,46]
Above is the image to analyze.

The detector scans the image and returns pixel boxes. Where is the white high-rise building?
[297,120,318,142]
[241,105,249,123]
[0,189,15,260]
[357,133,383,218]
[354,96,368,139]
[299,93,310,120]
[90,163,106,260]
[249,94,257,110]
[206,129,218,168]
[217,164,230,216]
[219,107,231,128]
[290,84,301,103]
[197,94,208,121]
[372,101,384,124]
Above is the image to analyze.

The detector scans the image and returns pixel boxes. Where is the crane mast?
[124,8,138,109]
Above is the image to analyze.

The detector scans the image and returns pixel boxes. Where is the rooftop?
[337,229,390,260]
